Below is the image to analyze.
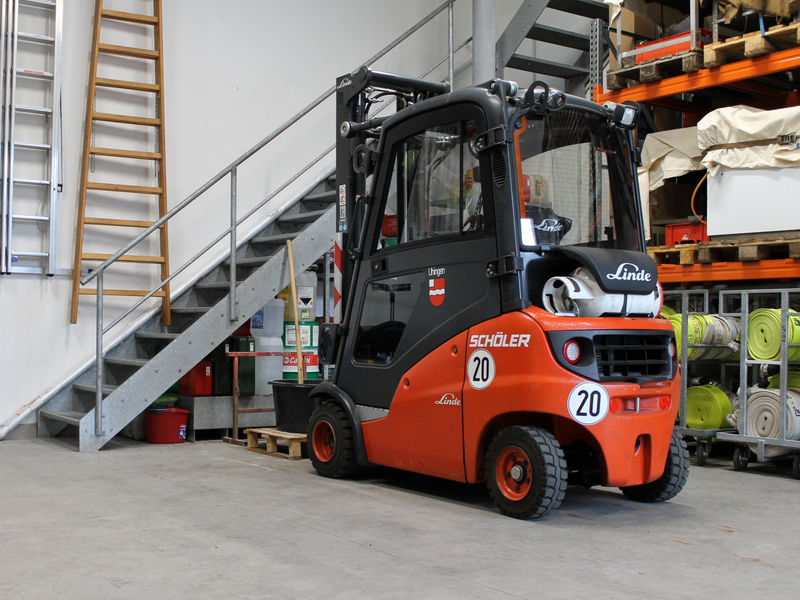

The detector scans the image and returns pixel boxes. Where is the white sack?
[698,104,800,176]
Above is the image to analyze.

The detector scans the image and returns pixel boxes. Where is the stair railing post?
[229,166,237,320]
[95,270,104,436]
[448,2,454,88]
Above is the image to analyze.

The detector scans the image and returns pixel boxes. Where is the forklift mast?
[334,67,451,318]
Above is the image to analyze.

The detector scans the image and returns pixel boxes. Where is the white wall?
[0,0,542,438]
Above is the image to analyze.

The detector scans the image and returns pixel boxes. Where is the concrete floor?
[1,438,798,600]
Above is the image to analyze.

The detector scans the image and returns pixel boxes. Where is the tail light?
[563,340,581,364]
[659,396,671,410]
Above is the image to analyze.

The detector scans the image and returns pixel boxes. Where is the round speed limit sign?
[468,349,496,390]
[567,382,609,425]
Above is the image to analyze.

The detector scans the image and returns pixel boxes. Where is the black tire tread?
[486,426,567,520]
[308,402,358,479]
[621,430,689,503]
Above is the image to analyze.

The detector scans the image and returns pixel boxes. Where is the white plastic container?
[277,271,318,321]
[254,336,284,395]
[251,299,285,338]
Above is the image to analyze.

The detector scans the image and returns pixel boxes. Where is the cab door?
[335,104,503,479]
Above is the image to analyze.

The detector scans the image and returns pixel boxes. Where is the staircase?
[496,0,608,96]
[38,179,336,451]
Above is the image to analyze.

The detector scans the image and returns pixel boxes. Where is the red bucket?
[145,407,190,444]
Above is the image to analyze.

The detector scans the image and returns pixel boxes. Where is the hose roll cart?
[716,289,800,477]
[666,289,736,465]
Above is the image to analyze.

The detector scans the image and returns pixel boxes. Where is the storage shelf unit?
[665,289,737,465]
[666,287,800,473]
[594,45,800,117]
[657,259,800,284]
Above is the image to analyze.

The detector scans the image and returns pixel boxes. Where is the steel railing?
[79,0,471,437]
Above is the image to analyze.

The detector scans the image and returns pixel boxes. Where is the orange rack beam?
[657,259,800,284]
[595,45,800,106]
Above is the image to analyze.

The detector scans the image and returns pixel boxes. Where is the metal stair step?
[225,255,270,267]
[73,384,118,396]
[303,190,337,203]
[105,357,149,368]
[40,410,86,427]
[250,232,299,245]
[278,209,328,224]
[506,54,589,79]
[171,306,213,315]
[194,281,236,290]
[547,0,607,21]
[527,24,590,51]
[135,332,179,341]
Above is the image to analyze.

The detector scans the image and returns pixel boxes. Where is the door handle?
[371,257,388,275]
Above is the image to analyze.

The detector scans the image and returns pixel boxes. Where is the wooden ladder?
[70,0,170,324]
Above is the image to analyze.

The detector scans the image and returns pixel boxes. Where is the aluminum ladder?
[0,0,63,275]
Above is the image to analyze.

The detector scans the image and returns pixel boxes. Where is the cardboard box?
[608,7,659,70]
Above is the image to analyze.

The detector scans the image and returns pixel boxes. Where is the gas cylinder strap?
[705,133,798,153]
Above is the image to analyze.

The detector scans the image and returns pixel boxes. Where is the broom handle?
[286,240,305,384]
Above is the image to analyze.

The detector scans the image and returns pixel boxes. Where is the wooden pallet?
[649,237,800,266]
[648,244,698,266]
[607,50,703,91]
[244,428,307,460]
[705,22,800,68]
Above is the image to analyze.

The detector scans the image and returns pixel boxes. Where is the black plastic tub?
[270,380,319,433]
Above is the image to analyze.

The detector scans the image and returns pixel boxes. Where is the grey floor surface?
[1,437,797,600]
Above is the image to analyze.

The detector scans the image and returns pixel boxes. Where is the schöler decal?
[468,333,530,348]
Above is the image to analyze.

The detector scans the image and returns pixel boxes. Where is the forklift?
[308,67,688,519]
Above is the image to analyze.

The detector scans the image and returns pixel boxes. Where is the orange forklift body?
[362,310,679,487]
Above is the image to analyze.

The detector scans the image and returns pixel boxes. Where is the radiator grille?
[594,333,671,381]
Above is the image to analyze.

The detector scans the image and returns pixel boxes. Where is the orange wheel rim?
[495,445,532,501]
[312,420,335,462]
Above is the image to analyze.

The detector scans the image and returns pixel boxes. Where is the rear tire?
[308,402,357,478]
[486,426,567,520]
[620,430,689,503]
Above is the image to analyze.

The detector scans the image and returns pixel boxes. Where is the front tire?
[620,430,689,503]
[486,426,567,520]
[308,402,357,478]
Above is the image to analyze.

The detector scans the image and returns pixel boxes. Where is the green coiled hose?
[747,309,800,362]
[686,385,733,430]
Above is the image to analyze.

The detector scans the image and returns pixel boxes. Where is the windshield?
[514,107,642,251]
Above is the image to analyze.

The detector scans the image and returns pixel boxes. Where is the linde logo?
[435,393,461,406]
[428,266,445,277]
[337,78,352,89]
[534,218,563,232]
[606,263,652,282]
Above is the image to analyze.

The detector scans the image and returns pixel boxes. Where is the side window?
[353,274,417,364]
[377,121,483,250]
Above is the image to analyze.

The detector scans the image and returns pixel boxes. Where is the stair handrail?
[79,0,471,438]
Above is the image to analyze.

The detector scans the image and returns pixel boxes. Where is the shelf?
[657,258,800,283]
[594,45,800,114]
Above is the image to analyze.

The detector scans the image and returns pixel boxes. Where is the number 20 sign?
[567,382,609,425]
